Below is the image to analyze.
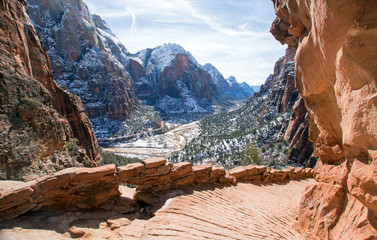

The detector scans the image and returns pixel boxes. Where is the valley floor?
[103,121,202,159]
[0,179,312,239]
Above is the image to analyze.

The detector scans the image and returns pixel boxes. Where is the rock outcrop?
[0,0,101,181]
[271,0,377,238]
[0,179,313,240]
[0,158,313,221]
[27,0,136,135]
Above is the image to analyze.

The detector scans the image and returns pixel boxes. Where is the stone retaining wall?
[0,158,313,221]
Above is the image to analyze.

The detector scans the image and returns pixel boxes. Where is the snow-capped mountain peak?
[149,43,198,72]
[227,76,237,85]
[203,63,222,85]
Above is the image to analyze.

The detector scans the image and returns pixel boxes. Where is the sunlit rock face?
[0,0,101,181]
[27,0,136,122]
[271,0,377,238]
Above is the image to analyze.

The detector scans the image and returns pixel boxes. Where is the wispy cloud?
[84,0,286,85]
[126,7,136,32]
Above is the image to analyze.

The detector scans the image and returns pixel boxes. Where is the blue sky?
[85,0,286,85]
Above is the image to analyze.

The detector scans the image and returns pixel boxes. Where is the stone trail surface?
[0,179,312,239]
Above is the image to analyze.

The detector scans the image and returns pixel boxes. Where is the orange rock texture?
[0,159,313,221]
[271,0,377,238]
[0,180,313,240]
[0,0,101,180]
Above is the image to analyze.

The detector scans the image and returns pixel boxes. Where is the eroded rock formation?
[0,0,101,181]
[0,158,313,221]
[271,0,377,238]
[0,179,313,239]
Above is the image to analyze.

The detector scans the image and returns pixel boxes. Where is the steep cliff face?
[256,49,296,112]
[259,48,314,167]
[0,0,101,181]
[271,0,377,238]
[257,49,314,167]
[27,0,136,126]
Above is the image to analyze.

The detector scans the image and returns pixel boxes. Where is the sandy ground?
[0,179,312,239]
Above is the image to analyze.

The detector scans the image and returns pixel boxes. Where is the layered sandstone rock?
[0,158,313,221]
[0,0,101,181]
[271,0,377,238]
[0,179,313,240]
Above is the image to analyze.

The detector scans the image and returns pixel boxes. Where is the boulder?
[193,164,212,184]
[142,158,166,169]
[117,163,144,181]
[209,165,226,182]
[229,166,248,179]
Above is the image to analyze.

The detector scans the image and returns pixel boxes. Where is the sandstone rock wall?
[0,0,101,180]
[0,158,313,221]
[271,0,377,238]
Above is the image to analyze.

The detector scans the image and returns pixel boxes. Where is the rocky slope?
[171,49,315,169]
[258,48,313,167]
[271,0,377,238]
[0,0,101,181]
[27,0,136,137]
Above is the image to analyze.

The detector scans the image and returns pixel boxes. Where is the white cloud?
[84,0,286,85]
[126,7,136,32]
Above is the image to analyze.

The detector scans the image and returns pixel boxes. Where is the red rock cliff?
[0,0,101,180]
[271,0,377,238]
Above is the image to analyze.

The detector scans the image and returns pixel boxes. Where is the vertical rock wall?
[0,0,101,180]
[27,0,136,122]
[271,0,377,238]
